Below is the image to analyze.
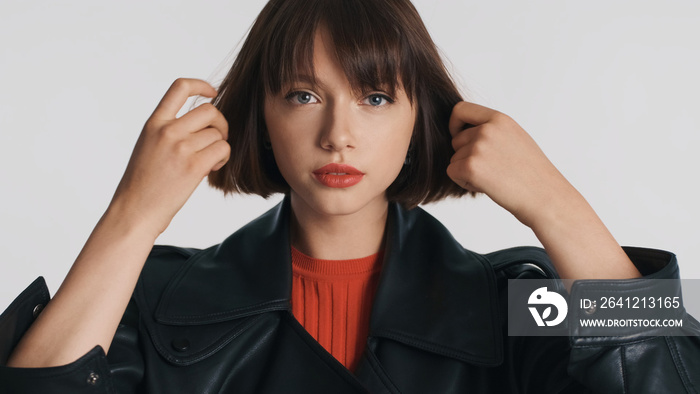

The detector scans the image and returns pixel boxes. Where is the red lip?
[312,163,364,188]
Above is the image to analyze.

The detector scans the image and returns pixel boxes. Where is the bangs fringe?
[261,0,407,101]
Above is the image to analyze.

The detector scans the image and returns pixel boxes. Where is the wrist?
[514,176,586,232]
[526,191,641,281]
[101,200,164,243]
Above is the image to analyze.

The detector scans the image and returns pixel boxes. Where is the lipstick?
[312,163,364,188]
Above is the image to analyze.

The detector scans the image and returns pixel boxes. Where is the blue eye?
[296,92,312,104]
[364,94,394,107]
[285,91,318,105]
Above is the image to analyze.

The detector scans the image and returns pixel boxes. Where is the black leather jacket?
[1,197,699,393]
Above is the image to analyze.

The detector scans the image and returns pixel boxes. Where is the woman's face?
[264,28,416,218]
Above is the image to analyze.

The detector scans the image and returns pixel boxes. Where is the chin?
[314,194,372,216]
[294,188,386,218]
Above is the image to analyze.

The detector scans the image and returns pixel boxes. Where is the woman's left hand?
[446,101,579,229]
[447,101,641,281]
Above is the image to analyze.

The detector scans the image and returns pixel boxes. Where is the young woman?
[1,0,698,392]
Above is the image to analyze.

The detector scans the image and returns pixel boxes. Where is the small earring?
[403,149,412,166]
[263,138,272,150]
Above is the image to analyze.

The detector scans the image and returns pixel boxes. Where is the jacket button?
[32,304,44,318]
[172,338,190,352]
[87,372,99,385]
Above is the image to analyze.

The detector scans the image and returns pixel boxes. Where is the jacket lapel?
[153,199,292,324]
[369,201,503,366]
[153,195,503,366]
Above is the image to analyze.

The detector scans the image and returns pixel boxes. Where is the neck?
[289,193,388,260]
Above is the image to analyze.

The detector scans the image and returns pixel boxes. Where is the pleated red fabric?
[290,246,383,371]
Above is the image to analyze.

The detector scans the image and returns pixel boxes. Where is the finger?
[151,78,218,121]
[449,144,474,164]
[448,101,498,138]
[175,103,229,140]
[195,139,231,172]
[185,127,226,153]
[446,160,483,193]
[450,124,482,152]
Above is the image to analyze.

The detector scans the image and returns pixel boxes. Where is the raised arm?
[445,101,641,283]
[7,78,230,368]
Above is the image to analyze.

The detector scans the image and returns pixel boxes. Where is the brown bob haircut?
[208,0,471,209]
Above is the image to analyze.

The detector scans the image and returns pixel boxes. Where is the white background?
[1,0,699,308]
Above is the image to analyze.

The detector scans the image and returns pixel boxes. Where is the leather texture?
[1,196,699,393]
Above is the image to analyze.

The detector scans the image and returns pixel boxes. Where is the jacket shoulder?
[147,244,201,263]
[484,245,681,280]
[136,244,205,311]
[142,244,202,281]
[484,246,559,280]
[0,277,50,365]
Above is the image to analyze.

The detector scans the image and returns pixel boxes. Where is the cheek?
[375,112,414,152]
[265,113,303,156]
[266,107,319,145]
[364,120,414,181]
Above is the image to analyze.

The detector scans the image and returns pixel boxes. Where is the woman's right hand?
[7,78,230,368]
[108,78,230,236]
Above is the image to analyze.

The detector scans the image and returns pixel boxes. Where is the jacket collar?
[153,196,503,366]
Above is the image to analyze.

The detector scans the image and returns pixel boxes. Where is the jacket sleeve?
[0,277,144,393]
[565,247,700,393]
[495,246,700,393]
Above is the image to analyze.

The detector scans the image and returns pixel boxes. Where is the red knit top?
[290,246,383,371]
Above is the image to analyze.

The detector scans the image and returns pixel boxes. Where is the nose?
[319,101,356,151]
